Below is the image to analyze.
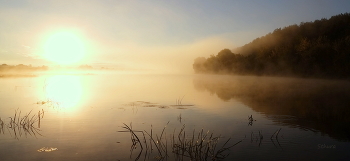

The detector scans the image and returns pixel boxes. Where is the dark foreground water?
[0,73,349,161]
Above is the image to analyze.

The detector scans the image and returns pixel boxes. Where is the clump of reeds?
[2,108,44,139]
[176,95,186,106]
[119,122,242,161]
[171,125,242,161]
[171,96,194,108]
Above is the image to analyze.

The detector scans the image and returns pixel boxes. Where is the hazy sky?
[1,0,349,73]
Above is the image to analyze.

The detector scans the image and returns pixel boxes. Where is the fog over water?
[1,1,350,160]
[0,72,349,160]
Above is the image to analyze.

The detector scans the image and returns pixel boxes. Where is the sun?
[44,31,85,65]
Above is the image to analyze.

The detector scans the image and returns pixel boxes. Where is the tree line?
[0,64,48,72]
[193,13,350,78]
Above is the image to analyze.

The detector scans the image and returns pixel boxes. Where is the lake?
[0,72,349,161]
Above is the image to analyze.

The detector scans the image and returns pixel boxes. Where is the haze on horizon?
[1,0,350,74]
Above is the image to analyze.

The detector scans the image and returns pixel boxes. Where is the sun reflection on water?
[45,75,83,111]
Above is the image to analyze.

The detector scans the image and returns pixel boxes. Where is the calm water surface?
[0,73,349,161]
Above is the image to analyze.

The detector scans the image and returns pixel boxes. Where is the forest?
[193,13,350,78]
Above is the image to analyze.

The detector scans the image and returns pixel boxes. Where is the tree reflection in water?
[193,75,350,141]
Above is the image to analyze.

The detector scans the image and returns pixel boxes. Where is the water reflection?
[193,75,350,141]
[45,75,83,110]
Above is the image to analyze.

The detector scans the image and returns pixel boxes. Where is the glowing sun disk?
[44,31,85,65]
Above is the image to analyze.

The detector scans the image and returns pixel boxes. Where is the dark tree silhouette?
[194,13,350,78]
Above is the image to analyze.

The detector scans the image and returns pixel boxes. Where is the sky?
[0,0,350,73]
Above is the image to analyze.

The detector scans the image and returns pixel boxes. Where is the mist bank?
[193,75,350,141]
[0,64,48,77]
[193,13,350,79]
[0,63,173,77]
[0,63,127,77]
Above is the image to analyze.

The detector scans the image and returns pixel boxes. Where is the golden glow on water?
[45,75,83,111]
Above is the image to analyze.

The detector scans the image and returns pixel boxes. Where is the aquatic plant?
[1,109,44,139]
[119,122,243,161]
[171,96,194,108]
